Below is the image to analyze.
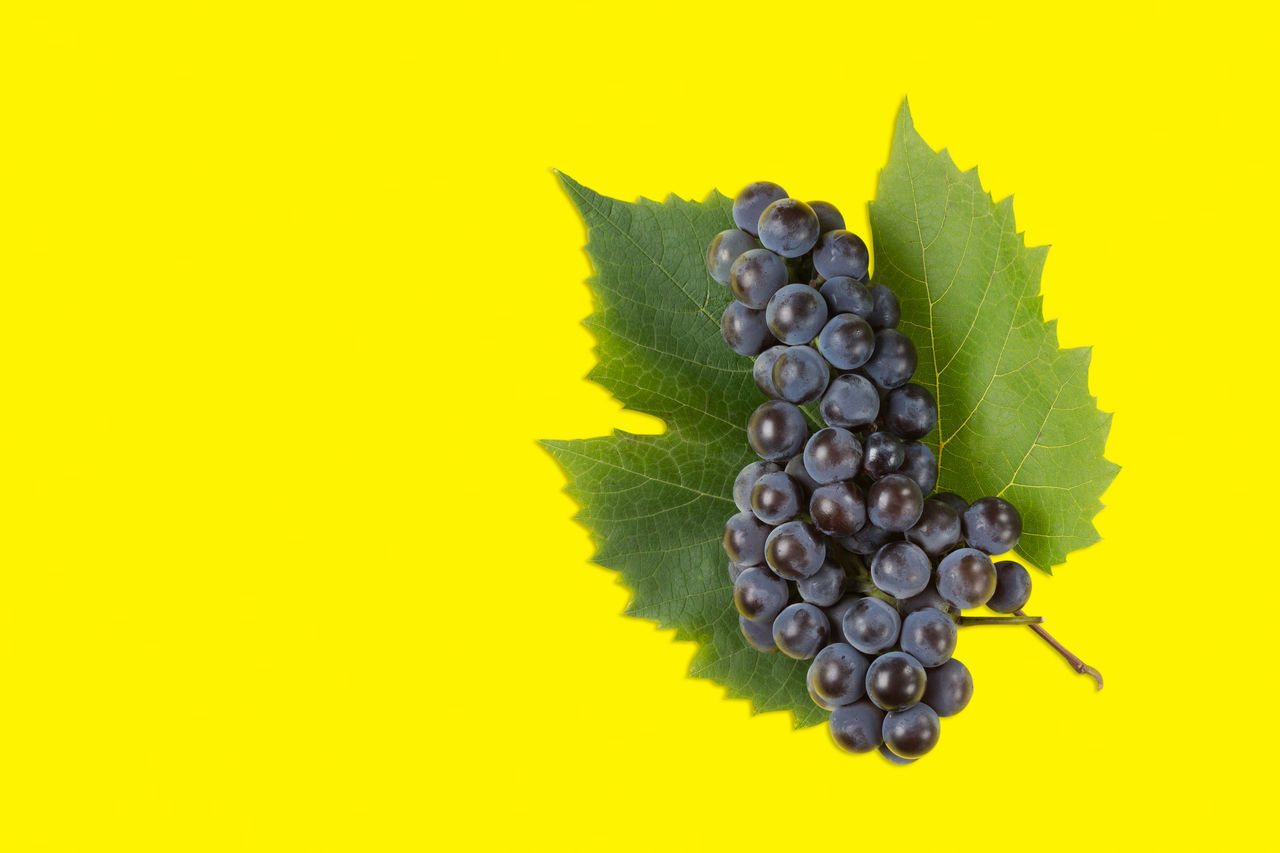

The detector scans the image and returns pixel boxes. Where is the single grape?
[842,596,901,655]
[706,229,759,285]
[870,540,932,598]
[862,329,918,389]
[747,400,808,461]
[883,383,938,440]
[772,602,831,660]
[819,276,875,318]
[897,441,938,496]
[862,430,905,480]
[808,200,845,233]
[733,181,787,236]
[729,248,789,309]
[758,198,821,258]
[896,581,953,615]
[753,345,787,399]
[922,658,973,716]
[797,559,847,607]
[817,313,875,370]
[750,471,802,525]
[807,665,840,710]
[809,642,870,705]
[809,481,866,538]
[878,744,917,765]
[882,703,940,759]
[820,373,880,429]
[830,701,886,753]
[865,282,901,330]
[812,230,870,280]
[765,284,829,345]
[837,521,900,556]
[932,492,969,516]
[988,560,1033,613]
[721,301,775,356]
[865,651,927,711]
[733,566,789,622]
[936,548,998,610]
[866,474,924,532]
[900,608,957,668]
[784,453,820,500]
[727,559,755,583]
[962,497,1023,555]
[723,511,773,565]
[804,427,862,484]
[823,595,861,645]
[732,460,782,513]
[764,520,826,580]
[905,498,962,557]
[740,614,779,652]
[772,345,830,404]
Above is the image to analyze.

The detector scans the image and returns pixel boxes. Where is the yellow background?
[2,2,1277,850]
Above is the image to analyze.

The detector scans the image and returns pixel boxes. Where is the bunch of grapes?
[712,181,1035,762]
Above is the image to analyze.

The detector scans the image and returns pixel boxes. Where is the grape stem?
[1015,608,1104,690]
[954,614,1043,626]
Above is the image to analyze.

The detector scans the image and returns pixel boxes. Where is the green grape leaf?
[544,105,1116,724]
[870,102,1118,571]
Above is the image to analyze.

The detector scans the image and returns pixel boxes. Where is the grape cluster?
[713,182,1035,762]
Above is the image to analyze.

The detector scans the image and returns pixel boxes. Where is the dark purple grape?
[865,651,926,711]
[988,560,1033,613]
[896,580,953,615]
[866,282,900,330]
[750,471,802,525]
[898,441,938,496]
[812,230,870,280]
[820,373,880,429]
[729,248,788,309]
[905,498,962,557]
[797,559,847,607]
[823,595,861,645]
[746,400,807,461]
[808,200,845,233]
[707,229,759,285]
[962,497,1023,555]
[862,329,918,389]
[721,301,775,356]
[837,521,900,556]
[862,431,905,480]
[758,198,822,258]
[883,383,938,439]
[933,492,969,516]
[922,658,973,716]
[829,701,885,753]
[733,565,788,622]
[870,540,932,598]
[772,345,830,404]
[732,460,782,513]
[809,642,869,705]
[740,614,778,652]
[772,602,831,659]
[900,608,957,667]
[764,520,826,580]
[842,596,901,654]
[817,313,875,370]
[765,284,828,345]
[803,427,862,484]
[936,548,998,610]
[866,474,924,532]
[733,181,787,236]
[882,703,940,759]
[723,511,773,565]
[753,345,787,399]
[878,744,917,765]
[784,453,820,499]
[809,481,866,538]
[808,665,841,710]
[819,276,875,318]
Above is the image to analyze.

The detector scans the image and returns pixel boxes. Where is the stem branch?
[954,614,1044,626]
[1016,608,1103,690]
